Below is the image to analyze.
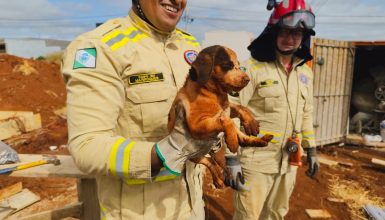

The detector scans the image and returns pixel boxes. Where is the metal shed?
[311,38,385,146]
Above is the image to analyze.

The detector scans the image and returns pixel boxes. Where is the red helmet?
[268,0,315,30]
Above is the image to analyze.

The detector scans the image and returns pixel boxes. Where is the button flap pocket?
[126,84,176,104]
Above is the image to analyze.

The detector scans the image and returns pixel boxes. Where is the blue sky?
[1,0,385,42]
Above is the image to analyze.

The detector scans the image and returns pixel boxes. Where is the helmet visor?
[280,11,315,29]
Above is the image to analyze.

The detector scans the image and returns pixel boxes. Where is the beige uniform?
[62,10,204,220]
[231,56,316,220]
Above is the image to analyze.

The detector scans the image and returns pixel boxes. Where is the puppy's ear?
[189,53,213,86]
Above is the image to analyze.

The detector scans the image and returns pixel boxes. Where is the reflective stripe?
[154,168,177,182]
[100,203,107,220]
[248,59,264,71]
[176,30,200,47]
[101,26,148,51]
[301,131,315,140]
[257,130,282,144]
[108,138,126,177]
[124,168,177,185]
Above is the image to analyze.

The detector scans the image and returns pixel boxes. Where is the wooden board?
[372,158,385,167]
[0,189,40,212]
[305,209,332,218]
[0,154,90,178]
[0,182,22,201]
[0,111,33,120]
[17,202,82,220]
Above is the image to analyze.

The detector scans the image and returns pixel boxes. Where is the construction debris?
[305,209,332,218]
[0,188,40,219]
[364,204,385,220]
[0,111,42,140]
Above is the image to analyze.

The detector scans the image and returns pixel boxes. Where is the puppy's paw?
[261,134,274,143]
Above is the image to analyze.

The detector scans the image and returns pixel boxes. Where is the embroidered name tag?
[259,79,279,88]
[128,73,164,85]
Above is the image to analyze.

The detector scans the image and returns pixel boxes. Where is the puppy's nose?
[242,75,250,84]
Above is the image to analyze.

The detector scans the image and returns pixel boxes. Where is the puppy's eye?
[221,62,234,71]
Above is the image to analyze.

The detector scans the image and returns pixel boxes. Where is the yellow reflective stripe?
[100,203,107,220]
[109,138,126,177]
[257,130,282,144]
[110,37,129,51]
[124,179,147,185]
[301,131,315,140]
[102,29,122,43]
[154,175,177,182]
[122,141,136,179]
[122,26,136,35]
[248,59,264,71]
[186,41,200,47]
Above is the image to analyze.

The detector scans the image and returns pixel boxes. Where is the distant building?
[0,38,70,59]
[202,30,254,62]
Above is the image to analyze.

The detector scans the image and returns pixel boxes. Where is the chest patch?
[259,79,279,88]
[128,73,164,85]
[299,73,309,85]
[184,50,198,65]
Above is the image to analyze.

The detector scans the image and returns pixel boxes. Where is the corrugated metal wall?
[312,38,356,146]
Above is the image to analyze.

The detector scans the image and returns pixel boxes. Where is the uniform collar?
[275,52,304,71]
[128,9,180,42]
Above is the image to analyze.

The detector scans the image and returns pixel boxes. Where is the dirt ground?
[1,54,385,219]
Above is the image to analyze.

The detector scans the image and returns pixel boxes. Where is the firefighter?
[227,0,320,219]
[62,0,214,219]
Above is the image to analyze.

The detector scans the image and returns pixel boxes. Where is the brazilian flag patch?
[73,48,97,69]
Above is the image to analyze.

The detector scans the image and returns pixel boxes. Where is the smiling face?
[140,0,187,32]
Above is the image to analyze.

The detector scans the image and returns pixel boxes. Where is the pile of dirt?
[0,54,68,154]
[0,54,74,218]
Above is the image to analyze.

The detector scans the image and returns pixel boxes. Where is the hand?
[155,106,217,176]
[224,156,249,191]
[305,148,319,178]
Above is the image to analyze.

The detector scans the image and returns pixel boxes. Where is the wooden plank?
[0,119,21,140]
[18,202,83,220]
[0,111,33,120]
[318,156,338,166]
[78,179,100,220]
[0,189,40,212]
[0,114,41,140]
[0,207,15,220]
[0,154,90,178]
[372,158,385,167]
[21,114,42,132]
[0,182,22,201]
[305,209,332,218]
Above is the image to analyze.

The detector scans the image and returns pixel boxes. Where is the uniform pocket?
[126,84,176,133]
[257,86,282,112]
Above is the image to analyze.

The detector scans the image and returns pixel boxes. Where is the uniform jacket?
[231,56,316,174]
[62,10,203,220]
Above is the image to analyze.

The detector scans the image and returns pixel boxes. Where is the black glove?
[224,156,249,191]
[305,147,319,178]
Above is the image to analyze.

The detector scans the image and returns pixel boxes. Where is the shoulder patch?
[184,50,198,65]
[299,73,309,85]
[73,48,97,69]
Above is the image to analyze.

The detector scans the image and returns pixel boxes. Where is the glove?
[305,147,319,178]
[224,156,249,191]
[155,106,217,176]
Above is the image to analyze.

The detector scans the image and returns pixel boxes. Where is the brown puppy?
[168,45,273,187]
